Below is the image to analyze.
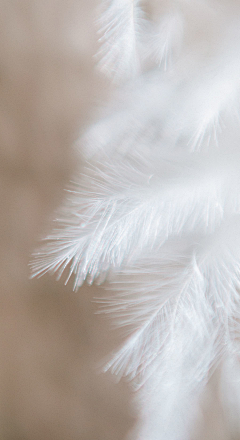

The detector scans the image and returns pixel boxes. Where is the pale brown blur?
[0,1,133,439]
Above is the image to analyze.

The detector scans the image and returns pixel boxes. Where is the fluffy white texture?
[97,0,144,81]
[147,10,184,69]
[104,225,240,381]
[32,1,240,439]
[32,148,240,287]
[104,221,240,438]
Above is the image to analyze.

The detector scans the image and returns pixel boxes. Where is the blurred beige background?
[0,1,235,439]
[0,2,133,439]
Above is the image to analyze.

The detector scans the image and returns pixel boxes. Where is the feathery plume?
[97,0,144,81]
[32,0,240,438]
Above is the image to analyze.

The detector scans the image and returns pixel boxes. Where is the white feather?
[97,0,144,81]
[147,10,184,69]
[32,145,240,287]
[32,1,240,438]
[103,219,240,437]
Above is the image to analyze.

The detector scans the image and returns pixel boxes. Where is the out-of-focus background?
[0,2,133,439]
[0,1,234,439]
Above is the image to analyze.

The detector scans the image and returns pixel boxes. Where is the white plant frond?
[97,0,144,81]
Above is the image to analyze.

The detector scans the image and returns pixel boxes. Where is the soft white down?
[32,1,240,438]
